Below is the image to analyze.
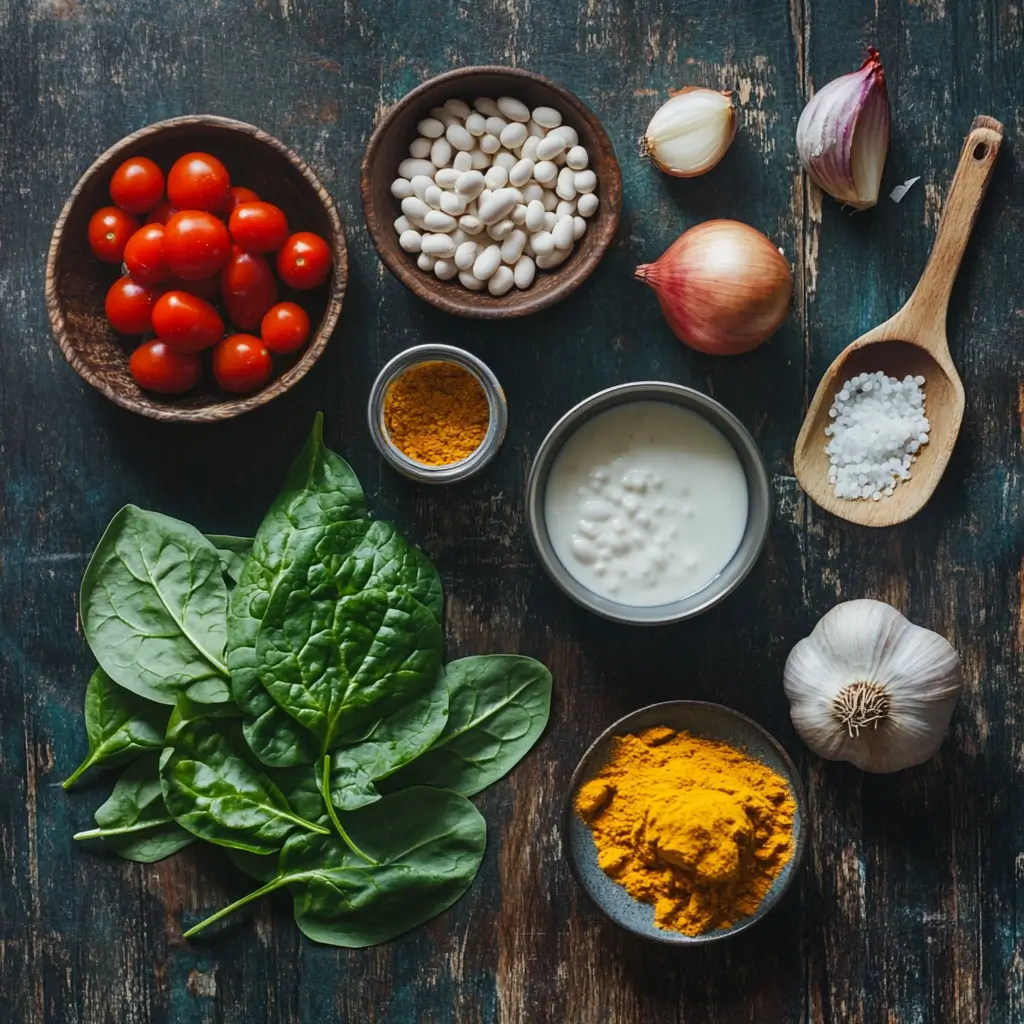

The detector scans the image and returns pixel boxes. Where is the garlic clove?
[796,48,890,210]
[643,87,737,178]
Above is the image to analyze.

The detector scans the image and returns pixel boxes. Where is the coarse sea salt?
[824,371,930,501]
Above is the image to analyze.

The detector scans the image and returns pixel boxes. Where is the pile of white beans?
[390,96,600,295]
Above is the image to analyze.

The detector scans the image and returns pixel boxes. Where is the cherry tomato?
[167,152,230,211]
[123,224,170,285]
[163,210,231,280]
[260,302,311,354]
[109,157,165,214]
[88,206,139,263]
[165,273,220,302]
[221,245,277,330]
[152,291,225,354]
[226,185,260,212]
[212,334,273,393]
[105,277,160,334]
[276,232,332,290]
[129,339,202,394]
[229,202,289,253]
[146,199,177,225]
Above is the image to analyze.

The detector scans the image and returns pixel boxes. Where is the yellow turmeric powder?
[575,727,796,936]
[384,360,490,466]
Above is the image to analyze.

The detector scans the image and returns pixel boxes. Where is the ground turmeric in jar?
[575,727,796,936]
[384,360,490,466]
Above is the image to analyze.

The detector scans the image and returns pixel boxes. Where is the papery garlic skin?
[644,88,737,178]
[784,599,961,773]
[796,48,890,210]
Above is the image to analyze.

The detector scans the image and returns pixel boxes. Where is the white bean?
[429,107,458,127]
[522,234,535,258]
[488,218,515,241]
[417,252,436,272]
[531,230,555,256]
[458,214,484,235]
[509,158,534,187]
[478,133,501,155]
[577,192,599,217]
[511,203,528,225]
[501,228,527,264]
[472,244,502,280]
[410,174,434,199]
[555,199,577,218]
[525,199,546,232]
[497,96,530,121]
[470,148,491,170]
[492,150,518,172]
[423,209,457,232]
[454,240,479,269]
[499,122,528,150]
[478,188,519,225]
[556,166,577,201]
[478,188,492,206]
[548,125,579,148]
[465,112,486,136]
[430,137,452,167]
[423,184,443,209]
[443,97,472,119]
[521,136,541,162]
[474,97,500,116]
[401,196,430,225]
[421,233,456,257]
[453,150,474,172]
[399,229,423,253]
[566,145,589,170]
[446,123,475,152]
[536,134,566,161]
[399,158,436,180]
[521,183,545,204]
[527,119,546,138]
[552,215,575,250]
[394,215,413,234]
[459,269,486,290]
[574,169,597,194]
[434,167,460,189]
[409,137,432,159]
[450,227,468,246]
[536,246,570,269]
[573,215,587,240]
[440,191,468,215]
[434,258,458,280]
[541,189,559,212]
[488,265,515,295]
[513,255,536,289]
[391,177,413,199]
[455,170,486,198]
[484,164,509,190]
[542,211,558,230]
[531,105,562,129]
[484,116,507,136]
[417,117,445,139]
[533,160,558,184]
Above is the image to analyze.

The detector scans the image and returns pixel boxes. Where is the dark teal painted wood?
[0,0,1020,1021]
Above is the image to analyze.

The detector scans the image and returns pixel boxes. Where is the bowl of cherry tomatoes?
[46,115,347,422]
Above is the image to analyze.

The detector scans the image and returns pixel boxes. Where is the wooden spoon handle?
[902,115,1003,342]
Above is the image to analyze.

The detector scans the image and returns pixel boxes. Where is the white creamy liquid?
[543,401,749,606]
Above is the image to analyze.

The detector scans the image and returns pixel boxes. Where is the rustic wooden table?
[2,1,1021,1021]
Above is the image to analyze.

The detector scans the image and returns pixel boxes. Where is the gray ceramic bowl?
[526,382,771,624]
[564,700,807,945]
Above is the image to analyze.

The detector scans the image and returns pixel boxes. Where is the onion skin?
[635,220,793,355]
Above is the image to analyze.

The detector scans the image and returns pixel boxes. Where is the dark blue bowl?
[564,700,807,945]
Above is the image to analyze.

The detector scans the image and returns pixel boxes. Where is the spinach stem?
[73,818,176,841]
[183,877,290,940]
[320,755,378,866]
[62,756,96,790]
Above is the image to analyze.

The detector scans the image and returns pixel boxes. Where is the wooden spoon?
[794,115,1003,527]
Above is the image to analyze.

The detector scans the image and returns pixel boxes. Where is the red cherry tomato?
[88,206,139,263]
[163,210,231,280]
[212,334,273,393]
[276,232,332,290]
[229,202,289,253]
[129,339,202,394]
[167,152,230,212]
[109,157,165,214]
[152,291,225,354]
[165,273,220,302]
[226,185,260,212]
[260,302,311,354]
[123,224,170,285]
[146,199,177,225]
[105,277,160,334]
[221,245,277,330]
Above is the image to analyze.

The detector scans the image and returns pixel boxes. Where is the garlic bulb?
[784,600,961,773]
[643,88,737,178]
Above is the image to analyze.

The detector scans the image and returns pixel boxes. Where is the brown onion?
[635,220,793,355]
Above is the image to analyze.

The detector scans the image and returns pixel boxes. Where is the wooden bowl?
[361,66,622,318]
[46,115,347,423]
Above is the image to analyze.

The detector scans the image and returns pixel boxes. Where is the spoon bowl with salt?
[794,116,1003,527]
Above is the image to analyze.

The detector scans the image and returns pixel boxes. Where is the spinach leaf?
[81,505,231,705]
[206,535,253,586]
[184,787,486,946]
[63,668,170,789]
[160,712,330,855]
[383,656,552,796]
[255,525,443,757]
[74,756,194,863]
[320,667,449,811]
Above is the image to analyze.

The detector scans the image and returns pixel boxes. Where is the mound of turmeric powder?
[575,727,796,936]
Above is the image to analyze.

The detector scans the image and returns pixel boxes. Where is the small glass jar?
[367,344,508,484]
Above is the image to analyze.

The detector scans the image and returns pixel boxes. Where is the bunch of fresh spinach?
[66,415,552,948]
